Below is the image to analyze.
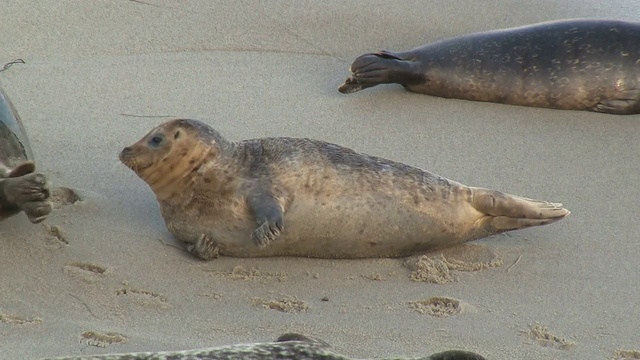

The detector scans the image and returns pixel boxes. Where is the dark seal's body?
[0,86,51,223]
[44,333,487,360]
[339,19,640,114]
[120,119,569,261]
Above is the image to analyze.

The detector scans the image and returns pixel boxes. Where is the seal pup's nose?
[119,147,133,161]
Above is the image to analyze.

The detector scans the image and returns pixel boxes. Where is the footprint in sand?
[115,287,171,310]
[42,187,83,248]
[208,265,288,283]
[251,295,309,313]
[404,244,503,284]
[0,312,42,325]
[611,350,640,360]
[522,322,576,350]
[41,224,68,248]
[63,262,107,284]
[50,187,82,208]
[408,296,466,317]
[80,330,128,348]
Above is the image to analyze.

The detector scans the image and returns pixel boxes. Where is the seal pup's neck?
[141,140,216,202]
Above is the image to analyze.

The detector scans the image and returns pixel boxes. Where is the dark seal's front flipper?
[338,50,418,94]
[0,169,52,224]
[592,89,640,115]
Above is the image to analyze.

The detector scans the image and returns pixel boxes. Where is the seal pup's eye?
[148,135,164,148]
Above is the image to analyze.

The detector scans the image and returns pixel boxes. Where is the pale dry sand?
[1,1,639,359]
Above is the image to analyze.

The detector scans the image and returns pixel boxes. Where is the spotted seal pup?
[119,118,569,260]
[43,333,486,360]
[339,19,640,115]
[0,86,51,223]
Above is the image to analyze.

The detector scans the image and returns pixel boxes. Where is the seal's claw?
[338,78,365,94]
[252,219,283,248]
[0,173,52,222]
[189,234,220,260]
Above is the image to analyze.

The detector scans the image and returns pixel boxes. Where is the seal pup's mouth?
[118,147,150,174]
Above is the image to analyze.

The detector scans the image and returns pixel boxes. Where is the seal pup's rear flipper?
[338,50,418,94]
[469,187,570,233]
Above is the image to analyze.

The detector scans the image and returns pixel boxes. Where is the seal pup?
[339,19,640,115]
[43,332,486,360]
[120,118,569,260]
[0,87,51,223]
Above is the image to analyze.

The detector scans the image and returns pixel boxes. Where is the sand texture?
[1,1,639,359]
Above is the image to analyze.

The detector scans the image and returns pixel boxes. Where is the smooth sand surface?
[1,1,639,359]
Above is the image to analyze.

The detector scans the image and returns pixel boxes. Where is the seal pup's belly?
[163,189,484,259]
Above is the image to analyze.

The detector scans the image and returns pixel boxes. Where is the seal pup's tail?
[338,50,417,94]
[469,187,570,232]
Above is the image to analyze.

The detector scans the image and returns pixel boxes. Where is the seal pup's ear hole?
[174,130,181,140]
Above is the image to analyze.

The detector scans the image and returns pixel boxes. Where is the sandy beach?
[1,1,639,359]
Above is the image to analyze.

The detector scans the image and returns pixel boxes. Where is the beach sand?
[1,1,639,359]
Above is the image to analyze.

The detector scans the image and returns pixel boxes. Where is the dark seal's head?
[119,118,231,200]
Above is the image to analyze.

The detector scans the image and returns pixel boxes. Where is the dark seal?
[339,19,640,115]
[0,86,51,223]
[119,118,569,261]
[43,332,487,360]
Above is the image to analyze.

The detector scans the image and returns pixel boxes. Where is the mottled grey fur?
[43,333,486,360]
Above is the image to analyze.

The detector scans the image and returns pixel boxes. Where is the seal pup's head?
[119,118,231,200]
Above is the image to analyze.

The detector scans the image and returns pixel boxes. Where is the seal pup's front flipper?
[469,187,570,233]
[248,186,291,248]
[188,234,221,261]
[338,50,419,94]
